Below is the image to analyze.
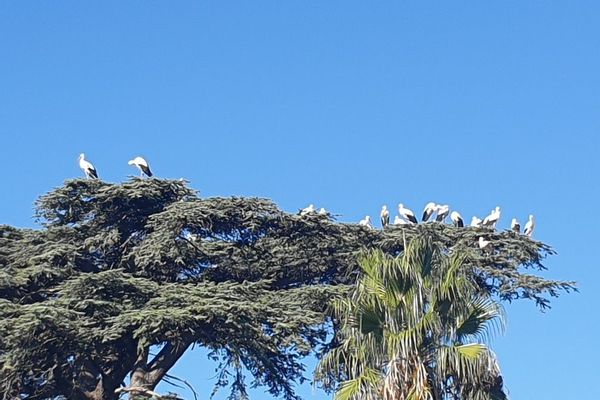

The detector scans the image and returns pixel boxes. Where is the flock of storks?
[78,153,535,250]
[301,202,535,249]
[78,153,153,179]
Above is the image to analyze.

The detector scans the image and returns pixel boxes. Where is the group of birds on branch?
[352,202,535,241]
[79,153,537,246]
[78,153,153,179]
[299,204,330,216]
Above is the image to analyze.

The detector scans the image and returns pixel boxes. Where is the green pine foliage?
[0,179,574,400]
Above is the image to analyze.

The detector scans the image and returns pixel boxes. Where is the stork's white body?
[398,203,417,224]
[470,216,482,227]
[482,206,501,228]
[78,153,98,179]
[393,215,407,225]
[436,204,450,222]
[478,236,491,249]
[359,215,374,229]
[128,156,153,177]
[300,204,316,216]
[450,211,463,227]
[422,202,437,222]
[524,215,535,237]
[380,205,390,228]
[511,218,521,233]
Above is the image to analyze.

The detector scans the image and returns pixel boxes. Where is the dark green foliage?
[316,242,511,400]
[378,223,574,309]
[0,179,574,400]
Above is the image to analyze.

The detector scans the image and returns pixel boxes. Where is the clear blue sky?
[1,2,597,398]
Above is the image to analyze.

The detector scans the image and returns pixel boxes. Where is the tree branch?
[115,386,180,399]
[145,335,195,389]
[162,373,199,400]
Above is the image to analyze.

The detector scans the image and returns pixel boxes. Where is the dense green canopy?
[0,179,574,400]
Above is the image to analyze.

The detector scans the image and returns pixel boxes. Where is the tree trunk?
[74,360,119,400]
[126,337,194,398]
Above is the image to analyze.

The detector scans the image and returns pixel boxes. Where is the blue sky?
[1,2,598,398]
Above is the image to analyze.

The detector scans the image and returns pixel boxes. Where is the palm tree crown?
[316,236,508,400]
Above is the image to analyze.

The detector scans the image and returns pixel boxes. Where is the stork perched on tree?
[436,204,450,222]
[398,204,417,224]
[78,153,99,179]
[128,156,153,178]
[422,202,437,222]
[511,218,521,233]
[359,215,374,229]
[393,215,408,225]
[380,205,390,228]
[478,236,491,250]
[470,216,482,227]
[299,204,316,216]
[524,215,535,237]
[482,206,501,228]
[450,211,464,227]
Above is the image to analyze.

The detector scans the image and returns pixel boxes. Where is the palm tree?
[316,236,508,400]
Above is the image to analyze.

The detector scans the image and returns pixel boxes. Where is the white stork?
[422,202,437,222]
[478,236,491,250]
[359,215,374,229]
[393,215,407,225]
[482,206,501,228]
[300,204,316,216]
[470,216,483,227]
[511,218,521,233]
[398,204,418,224]
[524,215,535,237]
[380,205,390,228]
[436,204,450,222]
[78,153,99,179]
[450,211,464,227]
[128,156,153,178]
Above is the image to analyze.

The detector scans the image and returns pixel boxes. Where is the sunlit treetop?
[0,178,574,400]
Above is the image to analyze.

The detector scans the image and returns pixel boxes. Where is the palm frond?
[318,237,508,400]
